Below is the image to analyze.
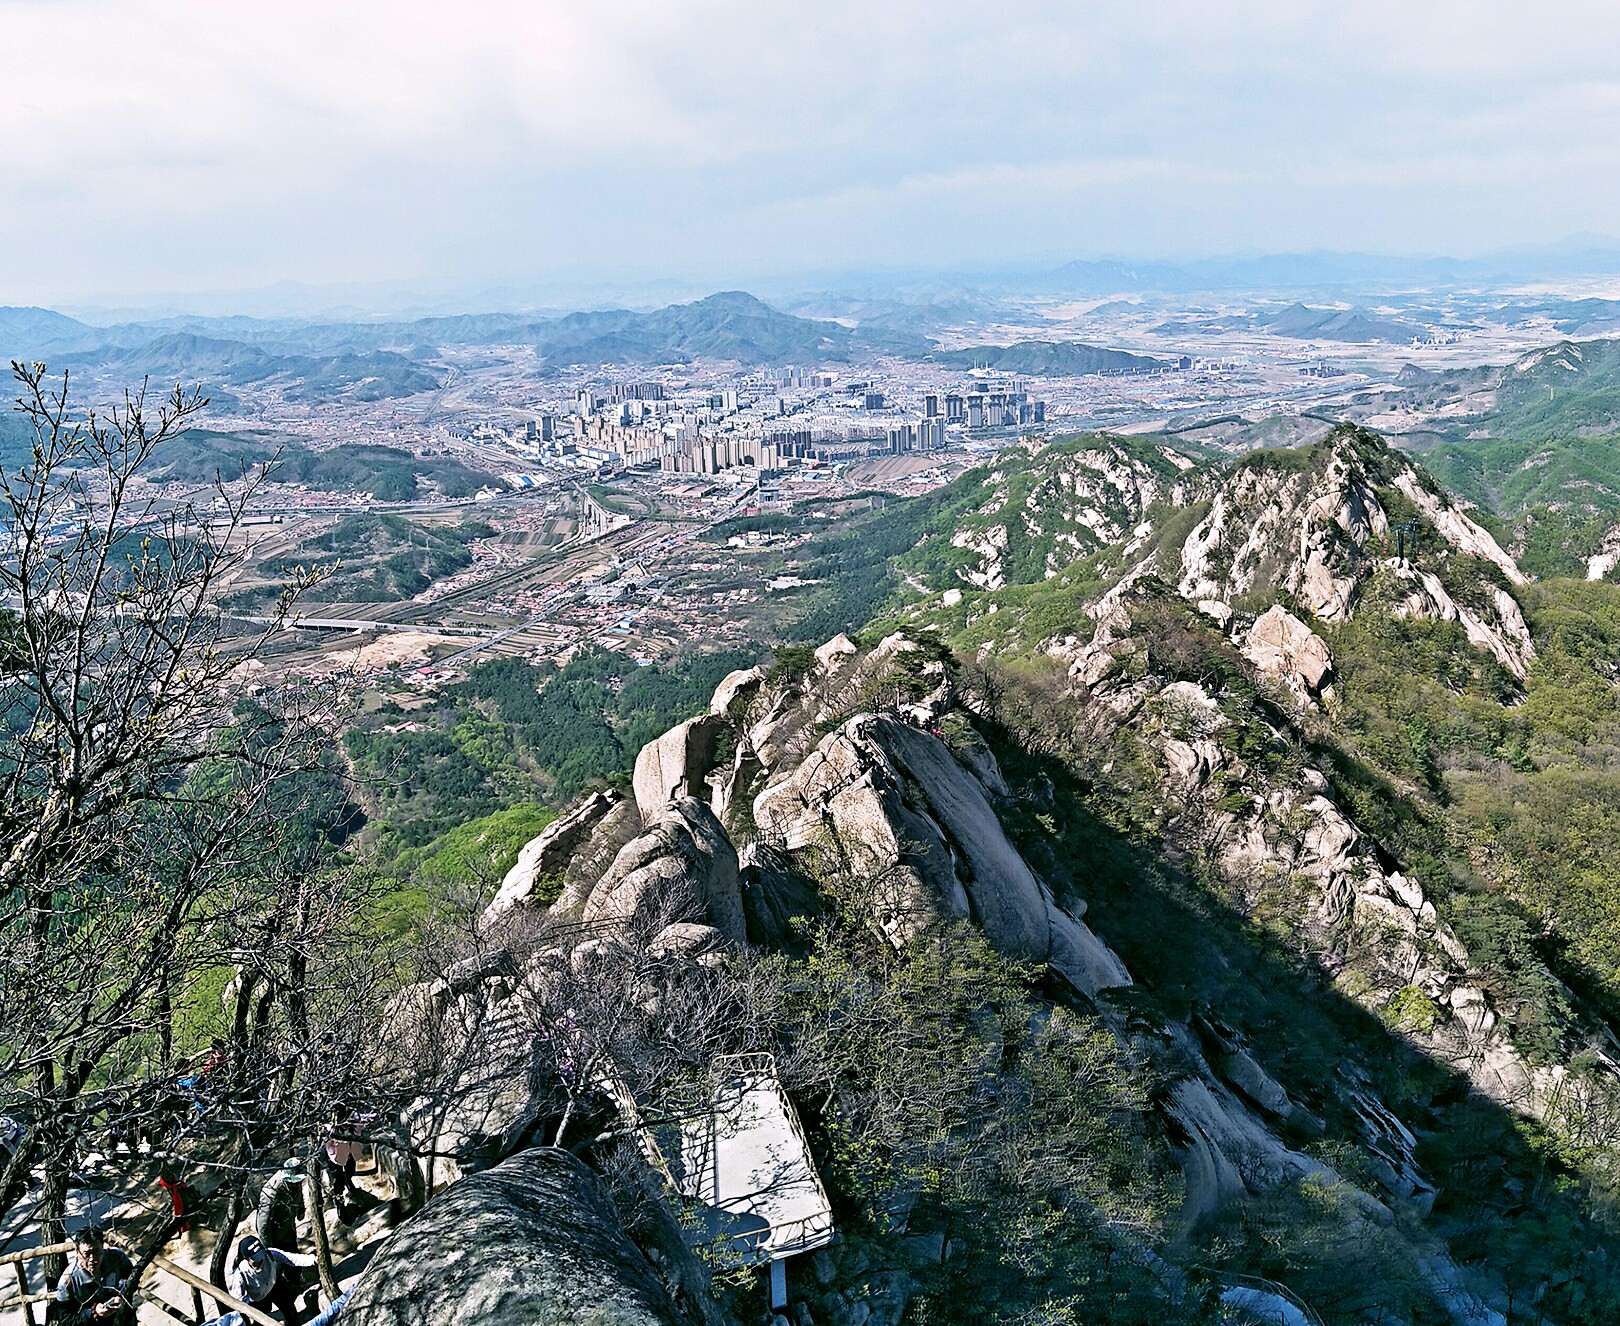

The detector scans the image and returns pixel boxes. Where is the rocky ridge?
[935,433,1199,590]
[448,635,1508,1319]
[369,602,1620,1324]
[923,426,1534,684]
[1163,428,1532,677]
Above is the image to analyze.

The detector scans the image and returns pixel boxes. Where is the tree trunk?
[39,1148,70,1283]
[155,967,173,1072]
[0,1130,37,1230]
[208,1175,249,1288]
[306,1146,341,1304]
[553,1097,578,1150]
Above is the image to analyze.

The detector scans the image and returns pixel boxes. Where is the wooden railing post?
[14,1260,34,1326]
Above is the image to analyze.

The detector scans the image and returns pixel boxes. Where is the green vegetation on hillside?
[930,340,1169,376]
[929,585,1620,1319]
[147,430,495,500]
[1424,433,1620,516]
[1397,341,1620,575]
[346,646,757,854]
[224,514,493,610]
[0,410,34,472]
[772,907,1183,1324]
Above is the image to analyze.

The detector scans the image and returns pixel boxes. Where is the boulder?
[708,741,761,825]
[1242,605,1333,695]
[583,798,746,944]
[634,714,727,820]
[1216,1049,1294,1120]
[710,665,766,720]
[548,797,647,920]
[339,1147,684,1326]
[1045,900,1131,996]
[754,719,971,946]
[648,921,727,960]
[862,718,1053,957]
[444,949,517,995]
[814,634,859,670]
[484,792,620,921]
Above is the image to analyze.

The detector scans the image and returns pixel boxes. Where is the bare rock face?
[737,843,825,950]
[484,791,620,922]
[583,797,745,944]
[1242,605,1333,696]
[340,1147,685,1326]
[1045,899,1133,995]
[1166,1078,1388,1231]
[1154,426,1534,677]
[753,713,1128,994]
[708,741,761,826]
[1389,471,1524,585]
[634,713,727,821]
[1386,563,1534,679]
[648,921,727,960]
[942,435,1195,590]
[814,633,859,670]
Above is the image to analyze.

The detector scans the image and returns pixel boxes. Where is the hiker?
[307,1289,351,1326]
[257,1157,307,1252]
[51,1226,136,1326]
[156,1166,201,1238]
[226,1234,315,1326]
[318,1117,362,1218]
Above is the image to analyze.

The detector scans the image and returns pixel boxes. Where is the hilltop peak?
[1159,426,1533,674]
[686,289,775,312]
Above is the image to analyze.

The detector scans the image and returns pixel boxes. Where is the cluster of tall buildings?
[887,418,948,453]
[504,370,1051,482]
[778,367,837,389]
[659,435,793,475]
[921,387,1044,429]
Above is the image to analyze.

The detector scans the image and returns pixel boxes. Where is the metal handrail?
[0,1242,76,1326]
[0,1242,74,1268]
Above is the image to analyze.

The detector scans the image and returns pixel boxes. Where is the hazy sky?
[5,0,1620,307]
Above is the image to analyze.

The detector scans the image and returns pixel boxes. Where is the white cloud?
[3,0,1620,301]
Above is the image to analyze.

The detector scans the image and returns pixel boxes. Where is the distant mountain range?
[1023,237,1620,295]
[0,292,930,392]
[517,290,928,367]
[930,341,1171,375]
[1153,302,1420,344]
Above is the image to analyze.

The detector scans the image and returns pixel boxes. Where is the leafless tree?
[0,363,400,1286]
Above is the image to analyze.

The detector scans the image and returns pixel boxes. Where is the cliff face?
[921,427,1605,1121]
[1169,432,1531,678]
[1048,590,1591,1122]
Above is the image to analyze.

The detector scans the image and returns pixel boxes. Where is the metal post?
[769,1258,787,1311]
